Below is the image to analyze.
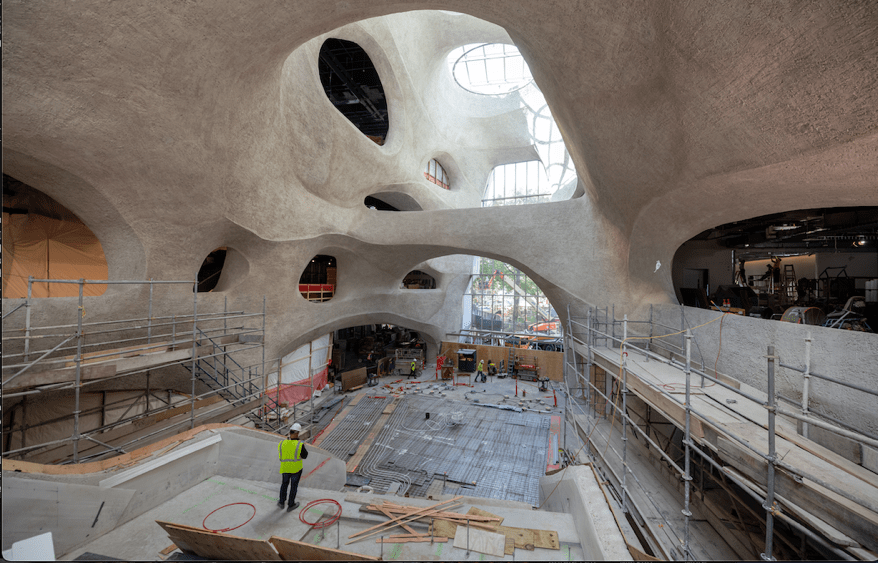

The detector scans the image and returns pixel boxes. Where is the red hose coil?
[202,502,256,533]
[298,498,342,529]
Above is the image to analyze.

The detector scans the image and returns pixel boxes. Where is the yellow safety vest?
[411,361,416,370]
[278,439,304,474]
[478,361,484,370]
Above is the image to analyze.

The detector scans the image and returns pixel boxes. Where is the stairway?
[183,329,254,408]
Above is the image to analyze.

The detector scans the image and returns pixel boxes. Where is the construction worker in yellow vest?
[410,359,417,379]
[278,423,309,512]
[477,359,486,382]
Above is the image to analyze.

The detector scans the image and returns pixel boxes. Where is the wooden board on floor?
[346,398,399,472]
[269,535,379,561]
[453,525,506,557]
[156,520,281,561]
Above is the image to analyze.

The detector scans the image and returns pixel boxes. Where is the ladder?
[507,345,515,378]
[782,264,797,304]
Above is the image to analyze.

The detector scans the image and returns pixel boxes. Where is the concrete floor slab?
[62,475,594,561]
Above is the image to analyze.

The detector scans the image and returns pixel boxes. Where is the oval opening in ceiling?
[451,43,533,96]
[318,38,389,143]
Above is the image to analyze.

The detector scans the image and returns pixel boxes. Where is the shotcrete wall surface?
[646,304,878,439]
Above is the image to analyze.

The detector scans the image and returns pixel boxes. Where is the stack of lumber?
[347,496,466,545]
[347,497,559,555]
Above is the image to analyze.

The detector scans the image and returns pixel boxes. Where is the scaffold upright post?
[24,277,33,362]
[148,278,153,344]
[646,303,653,361]
[621,314,628,513]
[802,332,812,439]
[72,279,85,463]
[261,296,267,425]
[585,307,591,413]
[762,344,777,561]
[683,329,693,561]
[191,280,198,429]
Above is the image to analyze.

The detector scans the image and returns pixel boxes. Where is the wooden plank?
[159,544,177,555]
[717,434,878,551]
[376,537,445,544]
[776,427,878,489]
[453,526,506,557]
[723,467,860,548]
[6,362,117,391]
[346,497,462,543]
[156,520,280,561]
[268,535,379,561]
[377,507,423,536]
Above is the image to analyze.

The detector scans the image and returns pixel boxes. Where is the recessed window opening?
[424,159,450,189]
[401,270,436,289]
[364,196,400,211]
[1,174,108,298]
[673,206,878,331]
[481,161,552,207]
[196,248,227,292]
[318,38,388,142]
[450,43,533,96]
[299,255,337,302]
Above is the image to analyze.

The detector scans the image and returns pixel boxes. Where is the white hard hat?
[290,423,302,433]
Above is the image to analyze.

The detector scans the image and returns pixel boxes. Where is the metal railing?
[559,303,874,561]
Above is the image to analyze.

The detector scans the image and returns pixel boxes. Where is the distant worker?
[278,423,308,512]
[488,360,497,378]
[410,359,417,379]
[477,359,486,382]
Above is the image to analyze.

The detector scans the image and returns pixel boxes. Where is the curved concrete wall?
[3,3,876,395]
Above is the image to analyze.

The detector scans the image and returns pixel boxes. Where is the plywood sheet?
[453,526,506,557]
[156,521,281,560]
[269,535,379,561]
[341,368,368,391]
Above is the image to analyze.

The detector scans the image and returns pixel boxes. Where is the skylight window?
[451,44,533,96]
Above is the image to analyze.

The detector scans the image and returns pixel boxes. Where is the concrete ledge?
[539,465,632,561]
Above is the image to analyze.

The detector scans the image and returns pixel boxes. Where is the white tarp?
[266,334,331,388]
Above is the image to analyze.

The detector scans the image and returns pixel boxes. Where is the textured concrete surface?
[5,2,876,363]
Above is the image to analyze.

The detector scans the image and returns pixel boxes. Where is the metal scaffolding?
[1,277,277,464]
[560,303,877,561]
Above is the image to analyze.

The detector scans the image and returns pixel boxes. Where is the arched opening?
[318,38,388,143]
[196,247,227,292]
[673,206,878,329]
[1,174,108,297]
[461,256,561,349]
[401,270,436,289]
[299,255,337,302]
[330,323,427,385]
[364,192,423,211]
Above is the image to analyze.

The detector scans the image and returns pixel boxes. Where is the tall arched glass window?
[424,159,450,189]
